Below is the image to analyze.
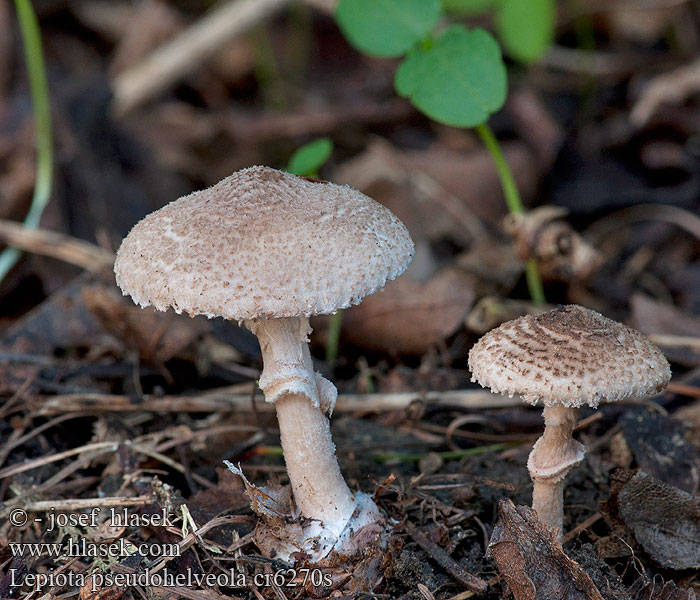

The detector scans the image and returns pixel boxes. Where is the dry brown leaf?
[187,465,250,524]
[675,401,700,449]
[599,469,700,570]
[456,238,523,294]
[486,499,604,600]
[333,140,486,246]
[0,273,111,358]
[341,266,476,355]
[82,281,209,364]
[631,294,700,365]
[506,88,565,170]
[400,144,537,228]
[619,409,699,493]
[631,294,700,338]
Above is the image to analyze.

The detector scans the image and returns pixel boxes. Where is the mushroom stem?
[246,317,361,537]
[276,393,355,526]
[527,403,585,539]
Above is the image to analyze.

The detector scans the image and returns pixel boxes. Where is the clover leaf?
[495,0,555,64]
[395,25,507,128]
[286,138,334,177]
[335,0,441,58]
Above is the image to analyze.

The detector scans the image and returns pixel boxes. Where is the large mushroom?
[114,166,414,560]
[468,304,670,538]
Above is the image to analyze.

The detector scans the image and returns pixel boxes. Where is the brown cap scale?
[469,304,670,538]
[115,166,414,560]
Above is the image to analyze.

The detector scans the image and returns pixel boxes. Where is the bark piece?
[486,499,604,600]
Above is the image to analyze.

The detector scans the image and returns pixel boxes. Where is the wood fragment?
[648,334,700,353]
[405,521,488,593]
[417,583,437,600]
[112,0,292,114]
[0,218,114,271]
[667,382,700,398]
[22,495,151,512]
[562,513,602,544]
[0,441,117,481]
[631,57,700,125]
[28,389,521,415]
[149,516,254,574]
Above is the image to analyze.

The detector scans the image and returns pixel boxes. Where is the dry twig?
[405,521,488,593]
[22,495,151,512]
[112,0,292,114]
[631,57,700,125]
[0,218,114,271]
[29,389,521,415]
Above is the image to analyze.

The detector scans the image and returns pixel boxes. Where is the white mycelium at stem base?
[527,403,584,538]
[246,317,382,556]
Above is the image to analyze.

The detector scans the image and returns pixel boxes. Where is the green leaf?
[286,138,333,176]
[395,25,507,128]
[442,0,495,16]
[495,0,555,64]
[335,0,441,58]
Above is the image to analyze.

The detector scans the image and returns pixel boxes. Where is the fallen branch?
[29,389,522,415]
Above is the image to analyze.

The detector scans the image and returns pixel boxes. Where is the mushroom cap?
[468,304,671,407]
[114,166,414,320]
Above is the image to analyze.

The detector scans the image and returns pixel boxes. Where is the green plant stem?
[1,0,53,282]
[249,24,288,111]
[374,442,512,464]
[475,122,545,305]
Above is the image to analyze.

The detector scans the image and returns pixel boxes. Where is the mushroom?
[468,304,670,538]
[114,166,414,560]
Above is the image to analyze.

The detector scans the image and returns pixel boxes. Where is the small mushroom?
[114,166,414,560]
[468,304,670,538]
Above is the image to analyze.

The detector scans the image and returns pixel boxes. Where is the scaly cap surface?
[468,304,670,407]
[114,166,414,320]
